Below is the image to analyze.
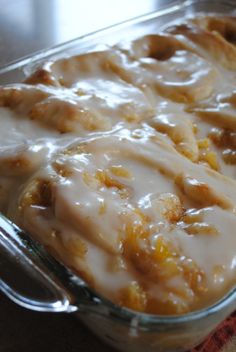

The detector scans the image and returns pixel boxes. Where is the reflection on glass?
[55,0,157,41]
[0,0,166,66]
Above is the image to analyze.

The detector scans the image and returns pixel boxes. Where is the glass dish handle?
[0,214,78,313]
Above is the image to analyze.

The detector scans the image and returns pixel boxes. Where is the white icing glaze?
[1,15,236,314]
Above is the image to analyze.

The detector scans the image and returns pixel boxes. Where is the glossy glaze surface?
[1,15,236,315]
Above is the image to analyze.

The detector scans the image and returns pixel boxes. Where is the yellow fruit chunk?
[125,221,146,250]
[153,236,171,262]
[208,127,223,146]
[134,207,150,225]
[98,198,107,215]
[157,193,183,222]
[222,149,236,164]
[20,179,53,209]
[193,123,198,134]
[63,238,87,258]
[197,138,210,149]
[83,171,99,188]
[110,165,132,178]
[184,222,218,236]
[53,161,73,177]
[159,257,180,278]
[200,151,219,171]
[205,151,219,170]
[63,144,86,156]
[96,169,124,190]
[182,259,207,294]
[182,209,203,224]
[146,295,188,315]
[119,282,147,312]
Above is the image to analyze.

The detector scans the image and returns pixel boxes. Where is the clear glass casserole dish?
[0,1,236,351]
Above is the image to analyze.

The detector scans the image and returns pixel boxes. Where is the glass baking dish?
[0,1,236,351]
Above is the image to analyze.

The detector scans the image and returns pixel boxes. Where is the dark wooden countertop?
[0,292,113,352]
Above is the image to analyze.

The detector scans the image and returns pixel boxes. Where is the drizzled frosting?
[0,15,236,314]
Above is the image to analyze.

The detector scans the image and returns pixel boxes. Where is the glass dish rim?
[91,285,236,327]
[0,0,235,75]
[0,0,236,328]
[0,0,183,75]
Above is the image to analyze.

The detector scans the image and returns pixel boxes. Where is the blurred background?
[0,0,173,66]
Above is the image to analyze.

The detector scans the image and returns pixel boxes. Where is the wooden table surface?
[0,292,113,352]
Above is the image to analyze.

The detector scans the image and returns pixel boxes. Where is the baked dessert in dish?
[0,15,236,315]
